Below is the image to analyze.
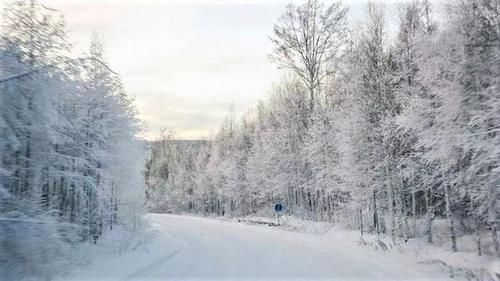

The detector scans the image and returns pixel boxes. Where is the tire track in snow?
[123,230,184,281]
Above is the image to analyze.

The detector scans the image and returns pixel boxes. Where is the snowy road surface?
[69,214,452,281]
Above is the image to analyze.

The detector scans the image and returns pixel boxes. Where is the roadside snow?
[56,222,163,281]
[60,214,463,281]
[232,215,500,281]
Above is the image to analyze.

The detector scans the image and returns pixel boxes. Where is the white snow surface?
[63,214,457,281]
[231,215,499,280]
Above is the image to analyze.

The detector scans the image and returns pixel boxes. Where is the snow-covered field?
[231,215,500,281]
[61,214,457,281]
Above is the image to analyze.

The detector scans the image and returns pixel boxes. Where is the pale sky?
[0,0,416,140]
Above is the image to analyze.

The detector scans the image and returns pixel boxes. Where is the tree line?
[146,0,500,257]
[0,0,145,279]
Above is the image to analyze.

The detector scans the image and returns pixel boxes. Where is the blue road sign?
[274,203,283,213]
[274,203,284,225]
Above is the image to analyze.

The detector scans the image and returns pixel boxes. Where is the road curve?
[125,214,451,281]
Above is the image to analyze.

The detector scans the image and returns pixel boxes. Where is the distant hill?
[147,139,211,158]
[147,139,210,147]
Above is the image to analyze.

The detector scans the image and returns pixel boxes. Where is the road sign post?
[274,203,283,225]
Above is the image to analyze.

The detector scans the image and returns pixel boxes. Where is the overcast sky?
[0,0,416,140]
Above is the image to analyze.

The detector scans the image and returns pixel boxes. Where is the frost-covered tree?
[147,0,499,258]
[270,0,348,114]
[0,0,146,278]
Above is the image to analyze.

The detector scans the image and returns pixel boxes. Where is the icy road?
[69,214,452,281]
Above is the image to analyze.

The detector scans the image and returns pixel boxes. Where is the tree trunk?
[475,220,482,256]
[491,222,499,258]
[425,187,433,243]
[489,179,500,257]
[443,181,457,252]
[373,190,380,235]
[412,190,417,238]
[400,184,410,241]
[360,208,364,236]
[396,174,409,240]
[385,154,396,243]
[389,186,396,243]
[309,86,315,116]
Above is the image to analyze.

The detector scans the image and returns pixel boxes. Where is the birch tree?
[270,0,348,114]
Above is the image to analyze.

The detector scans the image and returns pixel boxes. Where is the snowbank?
[232,214,500,281]
[56,219,156,281]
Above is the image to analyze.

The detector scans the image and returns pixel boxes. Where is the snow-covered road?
[69,214,453,281]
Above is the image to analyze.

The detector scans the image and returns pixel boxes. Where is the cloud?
[40,0,297,5]
[0,0,430,140]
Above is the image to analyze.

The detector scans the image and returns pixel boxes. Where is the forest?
[0,0,146,279]
[145,0,500,259]
[1,0,499,280]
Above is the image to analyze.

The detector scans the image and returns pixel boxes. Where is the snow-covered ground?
[232,215,500,281]
[61,214,458,281]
